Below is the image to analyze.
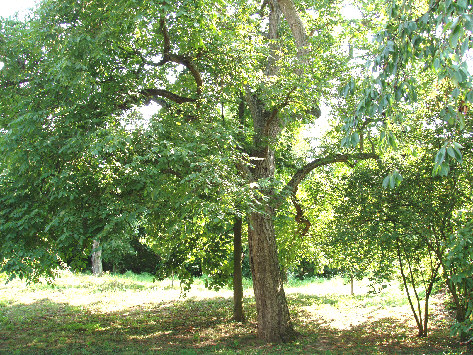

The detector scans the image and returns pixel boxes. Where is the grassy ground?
[0,271,465,354]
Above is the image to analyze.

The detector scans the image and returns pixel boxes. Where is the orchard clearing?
[0,271,463,354]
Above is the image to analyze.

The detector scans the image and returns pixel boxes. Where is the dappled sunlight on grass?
[0,270,236,313]
[0,272,465,354]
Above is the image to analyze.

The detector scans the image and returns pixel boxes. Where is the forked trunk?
[242,0,301,342]
[245,97,294,340]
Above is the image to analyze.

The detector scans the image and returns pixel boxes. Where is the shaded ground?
[0,272,465,354]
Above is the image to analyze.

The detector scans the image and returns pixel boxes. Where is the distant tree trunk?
[455,305,472,353]
[91,239,103,276]
[233,216,245,322]
[444,277,472,350]
[350,275,354,296]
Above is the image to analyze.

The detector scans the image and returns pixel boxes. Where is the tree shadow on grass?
[0,293,464,354]
[289,293,462,355]
[0,296,260,355]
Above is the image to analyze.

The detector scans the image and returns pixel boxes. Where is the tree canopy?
[1,0,472,343]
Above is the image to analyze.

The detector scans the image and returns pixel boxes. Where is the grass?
[0,271,466,354]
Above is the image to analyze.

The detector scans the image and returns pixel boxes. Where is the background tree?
[310,100,473,338]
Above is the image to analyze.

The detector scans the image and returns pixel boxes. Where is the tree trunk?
[245,88,295,341]
[456,306,471,348]
[350,275,354,296]
[248,210,294,342]
[241,0,299,342]
[397,244,424,336]
[91,239,103,276]
[233,216,245,322]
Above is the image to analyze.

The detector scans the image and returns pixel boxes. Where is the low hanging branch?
[284,152,379,198]
[280,152,379,234]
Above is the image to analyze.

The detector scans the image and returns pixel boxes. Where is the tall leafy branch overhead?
[340,0,473,178]
[118,17,203,109]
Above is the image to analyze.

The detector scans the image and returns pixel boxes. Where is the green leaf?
[457,0,467,9]
[393,170,403,185]
[382,175,390,189]
[466,90,473,103]
[449,23,463,48]
[389,175,395,189]
[352,132,360,147]
[439,162,450,176]
[465,18,473,32]
[447,146,456,159]
[453,147,463,163]
[435,147,446,164]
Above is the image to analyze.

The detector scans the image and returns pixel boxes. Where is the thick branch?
[117,88,196,111]
[276,0,309,60]
[168,54,203,95]
[259,0,269,15]
[284,152,379,199]
[141,88,196,104]
[291,194,311,238]
[266,0,282,76]
[280,152,377,238]
[160,18,171,55]
[158,18,203,95]
[235,159,253,180]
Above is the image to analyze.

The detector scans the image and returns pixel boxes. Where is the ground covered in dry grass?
[0,271,466,354]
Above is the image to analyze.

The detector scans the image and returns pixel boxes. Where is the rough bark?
[276,0,309,61]
[245,40,296,337]
[245,75,296,340]
[246,105,295,341]
[233,216,245,322]
[248,207,295,342]
[91,239,103,276]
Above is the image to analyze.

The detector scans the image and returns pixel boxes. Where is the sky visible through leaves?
[0,0,37,18]
[0,0,333,141]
